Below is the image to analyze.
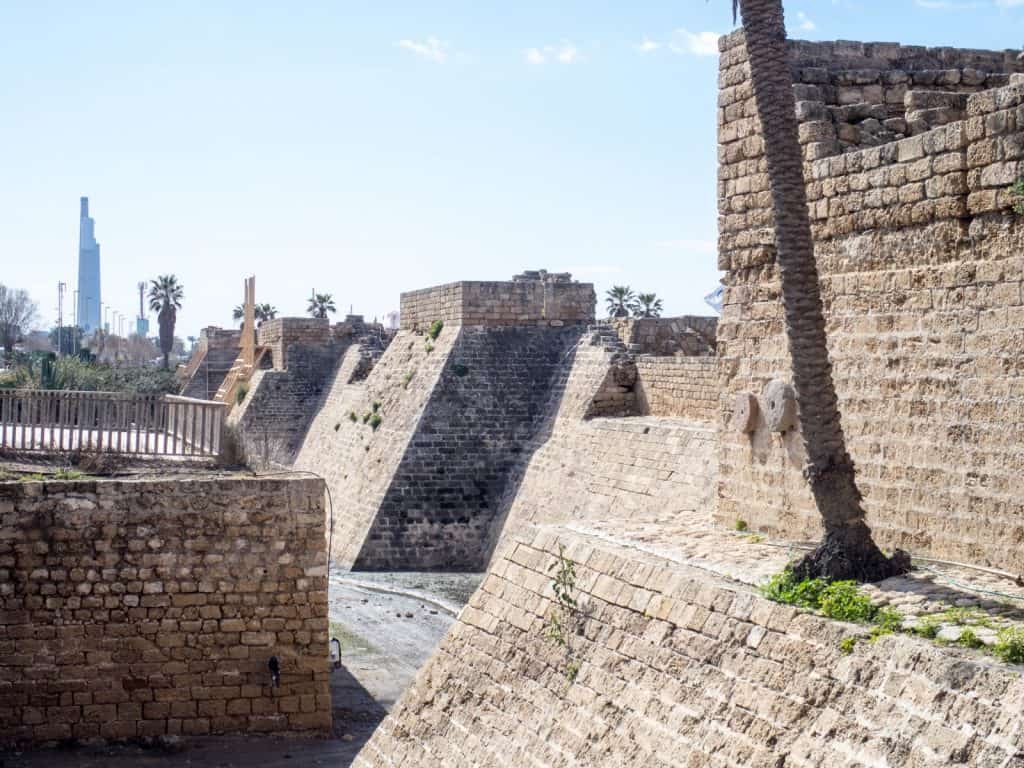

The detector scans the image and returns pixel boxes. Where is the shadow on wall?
[351,327,585,572]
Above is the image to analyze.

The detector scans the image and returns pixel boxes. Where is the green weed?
[993,627,1024,663]
[427,319,444,340]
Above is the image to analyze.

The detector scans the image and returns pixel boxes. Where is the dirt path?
[2,573,480,768]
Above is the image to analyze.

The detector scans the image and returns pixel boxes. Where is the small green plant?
[334,423,341,431]
[18,473,47,483]
[993,627,1024,663]
[362,412,371,424]
[1013,177,1024,215]
[914,615,941,639]
[52,469,83,481]
[427,319,444,341]
[746,534,764,544]
[819,581,878,623]
[402,372,414,389]
[839,636,857,655]
[369,413,382,431]
[565,659,581,682]
[425,342,434,354]
[957,628,984,650]
[451,363,469,377]
[734,519,748,532]
[760,569,827,609]
[236,384,249,405]
[372,401,382,413]
[544,544,582,681]
[349,411,358,422]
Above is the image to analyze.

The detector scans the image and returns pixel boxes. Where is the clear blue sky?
[1,0,1021,338]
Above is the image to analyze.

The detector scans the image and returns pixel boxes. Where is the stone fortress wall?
[230,315,387,468]
[0,476,330,747]
[179,327,244,401]
[400,270,596,330]
[282,269,719,571]
[717,31,1024,570]
[357,527,1024,768]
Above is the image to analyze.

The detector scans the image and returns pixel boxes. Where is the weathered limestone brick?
[0,476,330,748]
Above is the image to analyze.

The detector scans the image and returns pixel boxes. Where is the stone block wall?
[491,342,717,563]
[357,527,1024,767]
[635,357,720,422]
[400,274,596,330]
[232,339,349,469]
[608,316,718,356]
[353,326,584,571]
[718,34,1024,569]
[0,476,330,747]
[258,318,333,371]
[719,31,1022,268]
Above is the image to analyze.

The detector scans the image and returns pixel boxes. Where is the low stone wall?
[635,356,719,422]
[609,316,717,355]
[258,318,333,371]
[0,476,330,747]
[400,278,596,330]
[356,527,1024,767]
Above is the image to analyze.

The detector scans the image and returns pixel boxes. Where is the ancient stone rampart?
[357,526,1024,767]
[635,356,719,422]
[718,32,1024,570]
[400,274,596,331]
[179,327,244,400]
[608,316,717,355]
[0,476,330,747]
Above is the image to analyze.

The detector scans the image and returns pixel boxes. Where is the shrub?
[958,628,984,650]
[760,569,827,609]
[349,411,358,422]
[236,384,248,405]
[425,342,434,354]
[839,636,857,655]
[402,371,414,389]
[372,401,381,413]
[369,413,382,431]
[734,519,748,532]
[914,616,941,639]
[993,627,1024,663]
[819,581,877,623]
[427,319,444,340]
[451,363,469,377]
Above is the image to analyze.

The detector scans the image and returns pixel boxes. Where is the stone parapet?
[400,274,596,330]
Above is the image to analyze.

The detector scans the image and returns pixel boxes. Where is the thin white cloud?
[796,11,816,29]
[668,29,721,57]
[524,42,582,65]
[397,37,448,62]
[637,38,660,53]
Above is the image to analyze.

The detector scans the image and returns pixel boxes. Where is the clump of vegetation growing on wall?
[544,544,585,683]
[236,384,248,405]
[369,413,382,431]
[427,319,444,340]
[1013,177,1024,215]
[763,567,1024,664]
[402,371,414,389]
[349,411,358,422]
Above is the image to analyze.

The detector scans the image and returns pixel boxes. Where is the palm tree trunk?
[739,0,907,581]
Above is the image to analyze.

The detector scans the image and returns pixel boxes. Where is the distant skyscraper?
[76,197,101,332]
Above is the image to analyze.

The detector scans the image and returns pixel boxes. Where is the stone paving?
[568,510,1024,651]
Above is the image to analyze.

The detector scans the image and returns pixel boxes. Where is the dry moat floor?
[1,572,481,768]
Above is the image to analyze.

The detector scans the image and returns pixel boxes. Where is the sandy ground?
[1,573,481,768]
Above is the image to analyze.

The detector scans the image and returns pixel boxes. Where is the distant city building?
[76,197,101,332]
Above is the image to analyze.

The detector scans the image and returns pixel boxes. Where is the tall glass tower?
[76,197,101,332]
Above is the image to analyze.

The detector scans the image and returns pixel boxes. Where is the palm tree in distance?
[232,303,278,327]
[733,0,907,581]
[632,293,664,318]
[604,286,635,318]
[307,293,336,319]
[148,275,184,370]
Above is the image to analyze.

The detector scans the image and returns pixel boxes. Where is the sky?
[1,1,1022,339]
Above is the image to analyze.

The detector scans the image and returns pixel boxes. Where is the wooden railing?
[0,390,226,457]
